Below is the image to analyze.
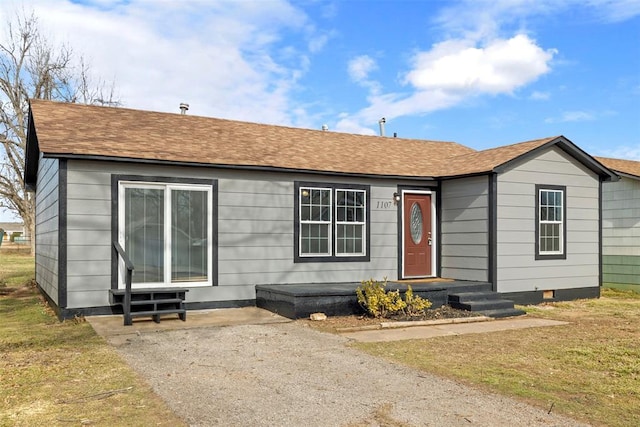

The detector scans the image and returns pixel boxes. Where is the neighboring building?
[0,222,25,241]
[596,157,640,292]
[24,100,617,319]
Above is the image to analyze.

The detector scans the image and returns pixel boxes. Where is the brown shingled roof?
[434,136,559,177]
[29,100,475,178]
[595,157,640,179]
[28,100,612,181]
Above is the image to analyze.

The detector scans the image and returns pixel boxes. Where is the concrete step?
[448,291,502,303]
[479,308,527,318]
[450,299,515,312]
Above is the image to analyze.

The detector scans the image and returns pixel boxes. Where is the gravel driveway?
[114,322,588,426]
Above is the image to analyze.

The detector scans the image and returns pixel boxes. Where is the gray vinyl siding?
[496,147,600,293]
[440,176,489,281]
[602,176,640,287]
[34,156,60,304]
[64,160,405,308]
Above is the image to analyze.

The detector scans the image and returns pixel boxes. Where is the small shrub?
[384,289,407,316]
[404,285,432,316]
[357,278,393,318]
[356,278,406,318]
[356,279,432,319]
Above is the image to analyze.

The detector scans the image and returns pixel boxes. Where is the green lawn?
[0,248,34,290]
[4,250,639,426]
[353,288,640,427]
[0,251,186,426]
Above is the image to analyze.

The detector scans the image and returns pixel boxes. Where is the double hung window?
[335,189,366,255]
[117,179,214,287]
[535,185,566,259]
[296,182,369,261]
[299,187,332,255]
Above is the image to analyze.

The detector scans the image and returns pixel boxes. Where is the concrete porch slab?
[88,306,291,346]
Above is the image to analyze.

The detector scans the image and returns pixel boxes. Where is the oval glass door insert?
[410,202,423,244]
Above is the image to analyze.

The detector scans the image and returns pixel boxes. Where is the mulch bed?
[303,305,482,332]
[387,305,481,321]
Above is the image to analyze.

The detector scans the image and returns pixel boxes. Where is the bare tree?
[0,11,118,253]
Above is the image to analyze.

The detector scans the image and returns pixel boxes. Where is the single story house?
[596,157,640,291]
[24,100,618,320]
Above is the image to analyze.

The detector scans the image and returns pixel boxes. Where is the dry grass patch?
[345,403,411,427]
[300,315,383,333]
[0,252,186,426]
[350,289,639,427]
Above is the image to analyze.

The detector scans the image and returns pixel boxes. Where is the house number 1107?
[377,201,394,209]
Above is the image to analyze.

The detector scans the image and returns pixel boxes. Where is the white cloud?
[545,110,595,123]
[344,54,382,99]
[2,0,636,140]
[0,0,319,127]
[348,55,377,83]
[360,90,462,123]
[337,0,585,134]
[596,144,640,161]
[530,90,550,100]
[308,30,336,53]
[585,0,640,22]
[435,0,640,39]
[334,116,377,135]
[433,0,544,41]
[405,35,555,95]
[337,0,640,134]
[337,34,555,133]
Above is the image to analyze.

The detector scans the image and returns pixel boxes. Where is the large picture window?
[116,178,215,288]
[535,184,566,260]
[295,182,370,262]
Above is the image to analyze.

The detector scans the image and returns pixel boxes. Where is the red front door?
[403,193,432,277]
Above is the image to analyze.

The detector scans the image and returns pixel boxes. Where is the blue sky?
[1,0,639,221]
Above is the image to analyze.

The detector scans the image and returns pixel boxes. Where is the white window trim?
[538,188,564,255]
[118,181,213,289]
[298,186,332,257]
[335,188,367,257]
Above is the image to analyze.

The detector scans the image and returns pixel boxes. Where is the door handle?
[428,237,432,246]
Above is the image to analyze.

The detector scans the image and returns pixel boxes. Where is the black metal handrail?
[113,241,135,325]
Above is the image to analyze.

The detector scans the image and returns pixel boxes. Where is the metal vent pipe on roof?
[179,103,189,115]
[322,124,328,131]
[378,117,386,136]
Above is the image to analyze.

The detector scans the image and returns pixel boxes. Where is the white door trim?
[401,189,437,279]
